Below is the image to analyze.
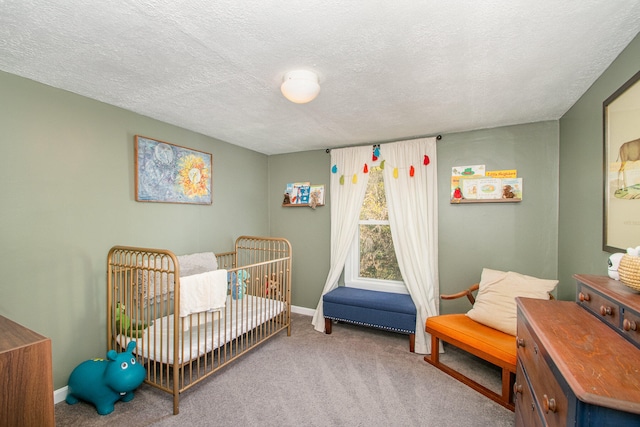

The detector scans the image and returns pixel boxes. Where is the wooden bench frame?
[424,284,516,411]
[325,318,415,352]
[322,287,417,353]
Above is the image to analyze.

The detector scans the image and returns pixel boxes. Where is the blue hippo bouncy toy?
[66,341,146,415]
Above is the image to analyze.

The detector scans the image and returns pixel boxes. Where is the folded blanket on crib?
[179,269,228,317]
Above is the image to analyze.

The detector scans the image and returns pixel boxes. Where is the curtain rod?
[325,134,442,153]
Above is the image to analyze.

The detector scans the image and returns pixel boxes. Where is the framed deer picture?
[603,70,640,252]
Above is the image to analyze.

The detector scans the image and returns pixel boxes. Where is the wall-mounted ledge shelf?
[450,198,522,204]
[282,203,325,208]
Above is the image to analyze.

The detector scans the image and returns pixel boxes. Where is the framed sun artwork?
[135,135,212,205]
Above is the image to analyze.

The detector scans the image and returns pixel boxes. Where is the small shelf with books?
[450,198,521,204]
[282,203,325,207]
[450,164,523,205]
[282,182,325,208]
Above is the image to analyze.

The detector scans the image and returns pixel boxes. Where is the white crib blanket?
[179,269,228,317]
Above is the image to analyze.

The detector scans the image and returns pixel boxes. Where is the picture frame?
[135,135,212,205]
[603,70,640,252]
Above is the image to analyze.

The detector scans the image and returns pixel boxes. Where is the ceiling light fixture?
[281,70,320,104]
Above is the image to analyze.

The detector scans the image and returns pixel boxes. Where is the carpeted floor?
[54,313,514,426]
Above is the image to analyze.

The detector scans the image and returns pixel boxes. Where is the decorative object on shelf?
[618,245,640,290]
[282,183,324,208]
[603,70,640,252]
[65,341,145,415]
[280,70,320,104]
[309,184,325,209]
[135,135,212,205]
[608,252,625,280]
[452,187,462,200]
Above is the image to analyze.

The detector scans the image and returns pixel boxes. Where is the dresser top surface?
[0,315,49,353]
[517,298,640,414]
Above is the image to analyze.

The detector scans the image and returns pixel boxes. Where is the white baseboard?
[54,386,68,404]
[291,304,315,316]
[54,304,315,404]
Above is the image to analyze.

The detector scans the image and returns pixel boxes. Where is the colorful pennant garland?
[372,146,380,161]
[331,151,430,183]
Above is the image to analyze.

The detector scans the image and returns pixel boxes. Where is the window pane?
[361,167,387,221]
[359,224,402,281]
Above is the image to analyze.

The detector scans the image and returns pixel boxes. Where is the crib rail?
[107,236,292,415]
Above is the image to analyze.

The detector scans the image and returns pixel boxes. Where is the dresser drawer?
[517,317,569,427]
[623,309,640,348]
[514,362,544,427]
[577,282,620,330]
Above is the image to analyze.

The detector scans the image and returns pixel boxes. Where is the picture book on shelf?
[476,178,503,199]
[309,184,325,205]
[501,178,523,199]
[451,164,485,198]
[285,182,310,204]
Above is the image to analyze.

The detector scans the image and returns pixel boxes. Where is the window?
[345,166,407,294]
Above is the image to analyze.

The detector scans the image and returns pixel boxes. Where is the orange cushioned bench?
[424,313,516,411]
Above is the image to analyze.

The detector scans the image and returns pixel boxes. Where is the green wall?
[558,33,640,300]
[268,121,560,316]
[437,122,559,313]
[268,150,331,310]
[0,71,269,388]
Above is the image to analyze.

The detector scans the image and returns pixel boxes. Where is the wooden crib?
[107,236,292,415]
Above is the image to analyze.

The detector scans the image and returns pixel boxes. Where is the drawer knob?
[516,337,525,348]
[600,305,613,316]
[513,383,523,395]
[624,319,638,331]
[579,292,591,302]
[543,394,557,413]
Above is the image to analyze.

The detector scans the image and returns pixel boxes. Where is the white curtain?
[381,137,439,354]
[311,145,372,331]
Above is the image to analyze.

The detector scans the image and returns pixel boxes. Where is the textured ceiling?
[1,1,639,155]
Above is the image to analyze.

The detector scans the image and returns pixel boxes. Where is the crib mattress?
[117,295,285,365]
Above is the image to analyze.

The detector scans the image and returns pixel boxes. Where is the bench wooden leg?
[424,334,515,411]
[324,318,332,334]
[502,369,515,407]
[409,333,415,353]
[426,334,440,364]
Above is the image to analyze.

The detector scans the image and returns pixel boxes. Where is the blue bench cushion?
[323,287,416,334]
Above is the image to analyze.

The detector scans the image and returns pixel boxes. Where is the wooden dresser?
[0,315,55,427]
[514,275,640,426]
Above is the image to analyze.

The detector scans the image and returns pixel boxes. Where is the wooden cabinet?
[515,277,640,426]
[0,315,55,427]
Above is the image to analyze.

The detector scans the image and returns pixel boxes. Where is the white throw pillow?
[466,268,558,336]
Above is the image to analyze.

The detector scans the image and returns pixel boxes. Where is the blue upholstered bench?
[323,287,416,352]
